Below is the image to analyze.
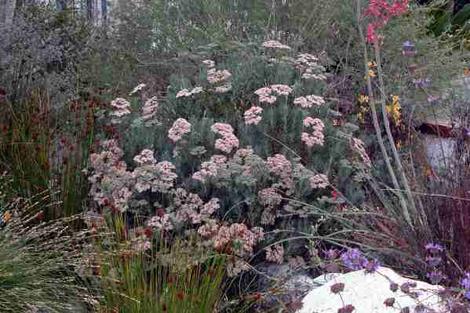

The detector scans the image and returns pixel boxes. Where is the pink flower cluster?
[243,106,263,125]
[293,95,326,108]
[302,117,325,147]
[133,149,156,165]
[192,154,227,182]
[254,84,292,104]
[258,187,282,225]
[266,154,294,190]
[364,0,409,43]
[207,69,232,85]
[262,40,291,50]
[211,122,239,154]
[89,140,134,212]
[147,211,173,231]
[265,244,285,264]
[176,87,204,98]
[295,53,326,80]
[350,137,372,167]
[168,118,191,142]
[110,98,131,118]
[198,222,264,276]
[174,188,220,224]
[141,96,159,124]
[309,174,330,189]
[133,151,177,193]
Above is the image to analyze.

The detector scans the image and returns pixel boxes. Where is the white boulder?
[298,267,445,313]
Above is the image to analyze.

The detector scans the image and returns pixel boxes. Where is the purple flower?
[364,258,381,273]
[465,290,470,301]
[461,272,470,290]
[425,243,444,254]
[324,248,339,260]
[426,270,445,285]
[425,256,442,267]
[340,248,368,271]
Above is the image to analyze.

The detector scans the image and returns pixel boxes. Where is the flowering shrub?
[87,40,377,278]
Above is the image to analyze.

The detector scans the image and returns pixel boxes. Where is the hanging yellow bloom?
[358,94,369,104]
[368,70,376,78]
[386,95,401,125]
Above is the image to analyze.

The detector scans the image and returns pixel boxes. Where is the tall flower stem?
[355,0,412,227]
[373,40,421,227]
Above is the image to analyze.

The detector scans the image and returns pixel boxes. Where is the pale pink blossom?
[214,133,239,154]
[176,87,204,98]
[214,83,232,93]
[168,118,191,142]
[265,244,285,264]
[110,98,131,117]
[270,84,293,96]
[262,40,291,50]
[254,87,277,104]
[302,117,325,147]
[133,149,156,165]
[351,137,372,167]
[129,83,146,95]
[207,69,232,84]
[309,174,329,189]
[202,59,216,68]
[244,106,263,125]
[294,95,325,108]
[147,213,173,231]
[176,89,192,98]
[142,96,159,121]
[211,123,234,136]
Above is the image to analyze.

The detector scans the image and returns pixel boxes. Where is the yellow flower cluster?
[357,94,369,123]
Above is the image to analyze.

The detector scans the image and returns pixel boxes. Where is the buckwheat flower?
[338,304,355,313]
[244,106,263,125]
[110,98,131,117]
[258,188,282,207]
[340,248,368,271]
[214,83,232,93]
[176,89,192,98]
[302,132,323,147]
[207,69,232,84]
[303,117,325,129]
[211,122,234,136]
[261,40,291,50]
[129,83,146,95]
[201,198,220,216]
[147,213,173,231]
[265,244,285,264]
[202,59,216,68]
[141,96,159,121]
[350,138,372,167]
[254,87,277,104]
[309,174,329,189]
[215,133,239,153]
[192,161,218,182]
[191,86,204,95]
[198,220,219,238]
[133,149,156,165]
[168,118,191,142]
[270,84,292,96]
